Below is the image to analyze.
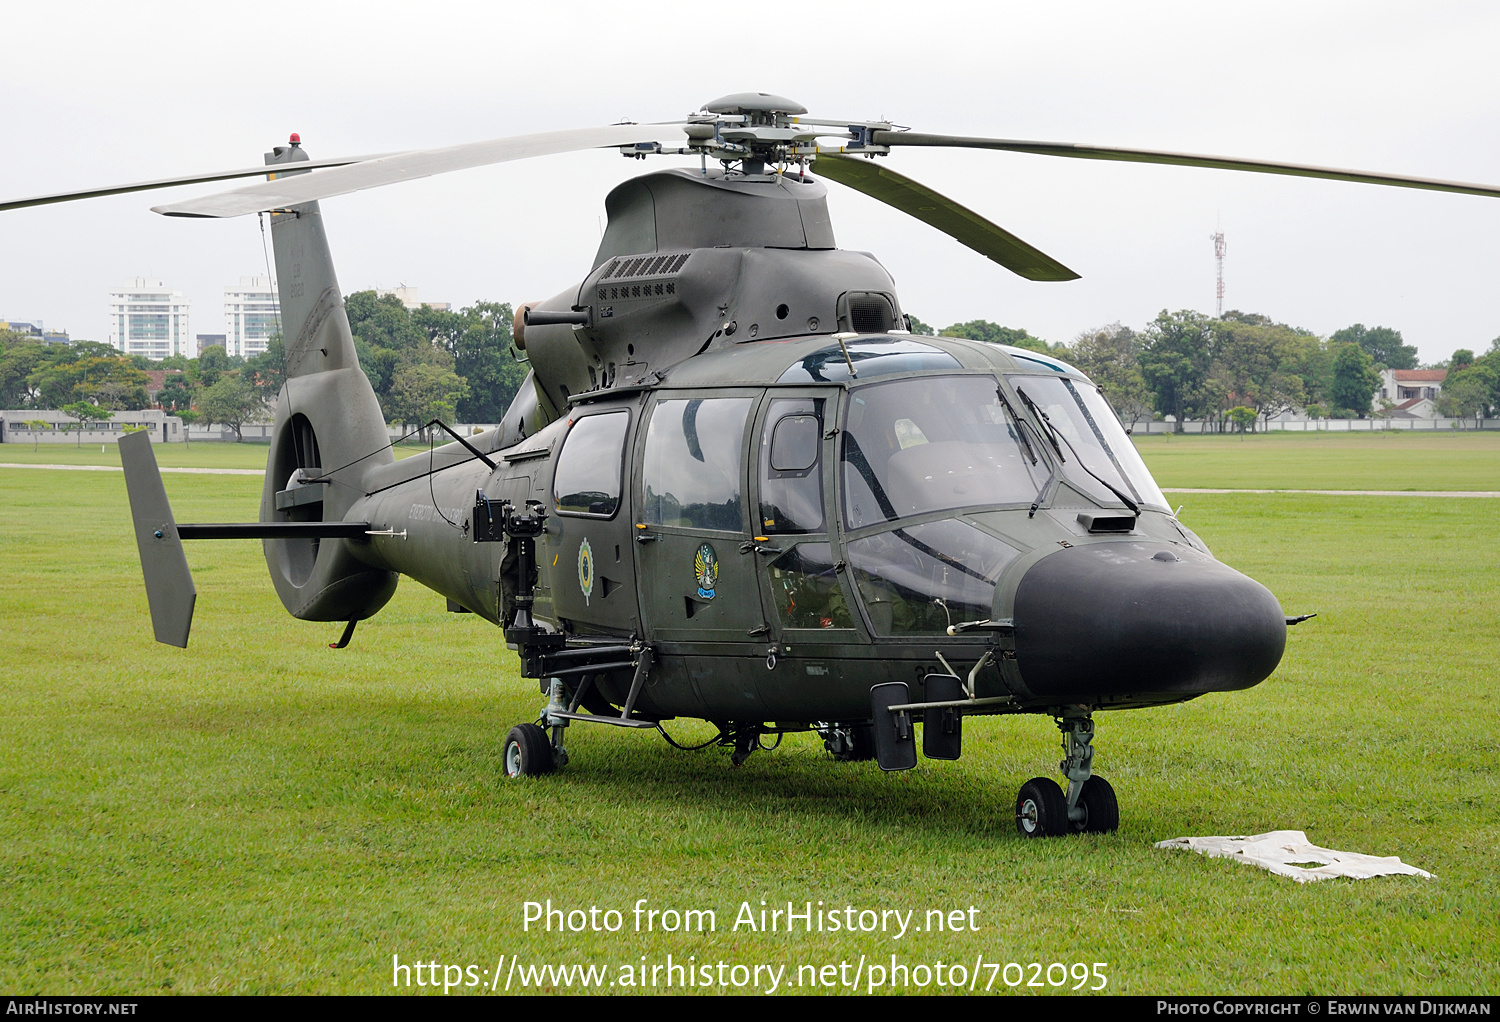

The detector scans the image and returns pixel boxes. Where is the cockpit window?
[778,338,959,384]
[847,520,1018,636]
[1009,376,1168,510]
[840,375,1046,529]
[759,398,825,534]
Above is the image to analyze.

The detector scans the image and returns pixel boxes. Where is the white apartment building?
[224,276,281,357]
[108,278,191,360]
[377,285,449,312]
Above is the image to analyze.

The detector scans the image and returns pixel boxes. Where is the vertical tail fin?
[119,431,196,647]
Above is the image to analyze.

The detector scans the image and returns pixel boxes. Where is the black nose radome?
[1012,543,1286,702]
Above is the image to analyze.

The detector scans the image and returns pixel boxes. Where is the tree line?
[0,292,524,440]
[5,295,1496,438]
[916,311,1499,431]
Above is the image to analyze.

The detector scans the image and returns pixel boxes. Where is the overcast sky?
[5,0,1499,364]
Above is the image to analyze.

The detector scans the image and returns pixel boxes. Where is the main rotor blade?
[0,153,399,213]
[813,153,1080,281]
[154,123,693,218]
[871,131,1500,200]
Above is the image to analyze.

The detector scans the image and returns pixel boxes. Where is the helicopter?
[11,92,1497,838]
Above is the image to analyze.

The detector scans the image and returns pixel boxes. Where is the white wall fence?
[11,417,1491,444]
[1129,417,1495,435]
[180,423,500,444]
[0,411,180,443]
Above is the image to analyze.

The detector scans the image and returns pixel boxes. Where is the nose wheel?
[503,722,557,778]
[1015,713,1119,837]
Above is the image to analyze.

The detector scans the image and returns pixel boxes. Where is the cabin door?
[633,391,767,644]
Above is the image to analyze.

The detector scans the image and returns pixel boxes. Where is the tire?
[1016,777,1069,838]
[1075,775,1119,834]
[503,723,556,778]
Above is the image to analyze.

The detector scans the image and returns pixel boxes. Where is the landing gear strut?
[730,725,762,766]
[503,678,571,779]
[820,722,877,762]
[1015,712,1119,837]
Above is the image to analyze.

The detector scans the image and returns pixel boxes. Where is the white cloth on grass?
[1156,830,1434,883]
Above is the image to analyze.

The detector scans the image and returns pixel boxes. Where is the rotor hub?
[701,92,807,124]
[624,92,892,172]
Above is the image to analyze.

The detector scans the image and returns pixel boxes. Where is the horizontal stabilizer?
[118,433,196,648]
[176,522,372,540]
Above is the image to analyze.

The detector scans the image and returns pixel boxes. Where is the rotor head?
[701,92,808,120]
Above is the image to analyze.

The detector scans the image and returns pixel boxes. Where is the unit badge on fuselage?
[694,543,719,600]
[578,538,594,606]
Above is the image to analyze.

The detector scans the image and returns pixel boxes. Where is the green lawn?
[0,444,1495,995]
[0,439,432,471]
[1136,430,1500,491]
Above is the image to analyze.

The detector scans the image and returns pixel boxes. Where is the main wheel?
[1016,777,1069,838]
[503,723,556,778]
[1074,775,1119,834]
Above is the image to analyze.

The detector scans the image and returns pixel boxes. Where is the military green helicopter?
[11,93,1497,837]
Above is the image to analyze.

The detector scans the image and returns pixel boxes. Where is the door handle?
[740,540,781,555]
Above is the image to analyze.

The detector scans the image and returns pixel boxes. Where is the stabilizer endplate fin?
[119,432,196,647]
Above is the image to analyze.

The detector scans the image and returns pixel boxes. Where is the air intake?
[839,291,897,333]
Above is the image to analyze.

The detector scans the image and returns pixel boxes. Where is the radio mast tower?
[1210,229,1226,317]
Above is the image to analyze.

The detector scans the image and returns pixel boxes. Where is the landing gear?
[542,677,570,768]
[1016,777,1068,837]
[821,722,877,762]
[1015,712,1119,837]
[1074,775,1119,834]
[730,725,762,766]
[503,681,571,779]
[503,722,556,778]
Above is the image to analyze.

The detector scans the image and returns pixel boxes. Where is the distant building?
[108,278,191,360]
[142,369,182,406]
[224,275,280,358]
[377,285,449,312]
[196,334,227,356]
[0,408,182,444]
[1,320,70,344]
[1377,368,1447,418]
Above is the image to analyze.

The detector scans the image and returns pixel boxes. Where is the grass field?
[0,438,431,470]
[0,438,1496,995]
[1135,430,1500,491]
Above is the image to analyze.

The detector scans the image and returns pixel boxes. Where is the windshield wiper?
[995,386,1037,466]
[1016,387,1140,517]
[1015,388,1064,462]
[1012,388,1062,517]
[841,432,900,523]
